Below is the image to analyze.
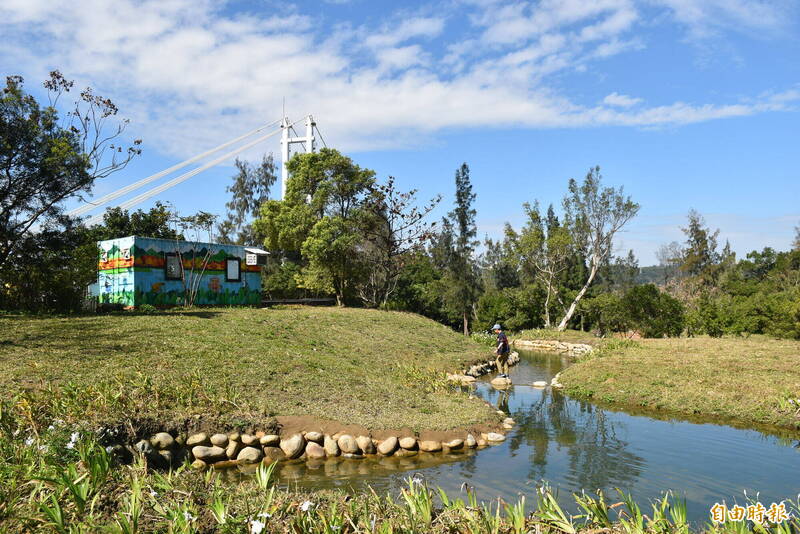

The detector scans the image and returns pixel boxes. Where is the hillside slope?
[1,307,497,431]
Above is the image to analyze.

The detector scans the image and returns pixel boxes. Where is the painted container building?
[97,236,265,307]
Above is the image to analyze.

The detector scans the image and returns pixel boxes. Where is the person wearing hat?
[493,323,510,378]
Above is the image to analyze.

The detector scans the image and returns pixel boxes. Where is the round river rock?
[260,434,280,447]
[356,436,375,454]
[377,436,398,456]
[280,434,306,459]
[192,445,226,463]
[337,434,359,454]
[236,446,264,464]
[150,432,174,450]
[399,436,418,450]
[324,435,340,456]
[210,433,228,447]
[187,433,209,447]
[305,441,326,459]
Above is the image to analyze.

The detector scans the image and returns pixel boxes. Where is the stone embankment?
[111,353,522,471]
[119,423,515,471]
[512,339,593,357]
[446,351,521,385]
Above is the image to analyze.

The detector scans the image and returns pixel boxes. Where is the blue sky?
[1,0,798,264]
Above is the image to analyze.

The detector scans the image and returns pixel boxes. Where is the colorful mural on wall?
[97,236,262,307]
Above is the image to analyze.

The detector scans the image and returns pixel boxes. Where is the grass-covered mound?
[0,307,497,432]
[556,335,800,430]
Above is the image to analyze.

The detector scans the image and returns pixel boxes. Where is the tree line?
[2,72,798,340]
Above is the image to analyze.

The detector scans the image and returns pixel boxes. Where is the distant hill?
[637,265,668,285]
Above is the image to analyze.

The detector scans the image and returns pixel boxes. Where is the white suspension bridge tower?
[280,115,316,200]
[68,114,324,226]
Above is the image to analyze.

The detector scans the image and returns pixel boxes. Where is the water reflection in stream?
[226,350,800,522]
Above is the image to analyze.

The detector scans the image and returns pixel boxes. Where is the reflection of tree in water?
[509,389,644,490]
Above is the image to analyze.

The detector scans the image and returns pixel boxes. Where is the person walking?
[493,323,510,378]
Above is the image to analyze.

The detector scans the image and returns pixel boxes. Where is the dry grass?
[560,335,800,430]
[0,306,497,431]
[516,328,601,345]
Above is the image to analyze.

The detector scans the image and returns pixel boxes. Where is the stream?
[226,350,800,523]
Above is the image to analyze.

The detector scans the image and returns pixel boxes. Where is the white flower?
[24,436,34,446]
[250,519,266,534]
[47,425,55,431]
[65,431,80,450]
[149,489,158,498]
[257,512,271,518]
[300,500,313,512]
[183,511,195,522]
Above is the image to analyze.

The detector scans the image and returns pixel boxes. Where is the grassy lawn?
[559,335,800,431]
[0,306,497,433]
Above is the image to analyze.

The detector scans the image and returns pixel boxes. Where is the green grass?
[0,306,497,433]
[4,432,798,532]
[559,336,800,430]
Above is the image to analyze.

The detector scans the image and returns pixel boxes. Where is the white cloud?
[650,0,796,39]
[475,0,638,44]
[375,45,428,71]
[603,92,643,107]
[0,0,796,158]
[364,16,446,48]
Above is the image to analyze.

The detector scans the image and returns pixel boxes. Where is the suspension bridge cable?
[314,124,328,148]
[85,119,302,226]
[69,119,281,217]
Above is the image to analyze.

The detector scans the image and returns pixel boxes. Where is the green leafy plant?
[534,486,576,534]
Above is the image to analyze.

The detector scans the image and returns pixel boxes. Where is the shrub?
[622,284,685,338]
[583,293,628,336]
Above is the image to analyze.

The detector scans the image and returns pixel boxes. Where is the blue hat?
[492,324,502,330]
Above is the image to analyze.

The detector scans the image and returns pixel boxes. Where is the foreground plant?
[2,425,799,533]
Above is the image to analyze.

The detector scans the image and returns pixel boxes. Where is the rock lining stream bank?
[110,352,522,471]
[512,339,593,357]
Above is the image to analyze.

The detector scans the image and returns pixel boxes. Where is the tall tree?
[255,148,375,306]
[482,225,521,292]
[0,72,140,270]
[443,163,480,335]
[793,222,800,251]
[358,177,440,308]
[680,209,720,280]
[217,154,277,245]
[517,201,572,327]
[557,166,639,331]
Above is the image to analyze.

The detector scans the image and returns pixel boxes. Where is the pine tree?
[680,209,721,286]
[444,163,480,335]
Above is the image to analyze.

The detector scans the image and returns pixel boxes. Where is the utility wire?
[85,119,301,226]
[70,119,281,217]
